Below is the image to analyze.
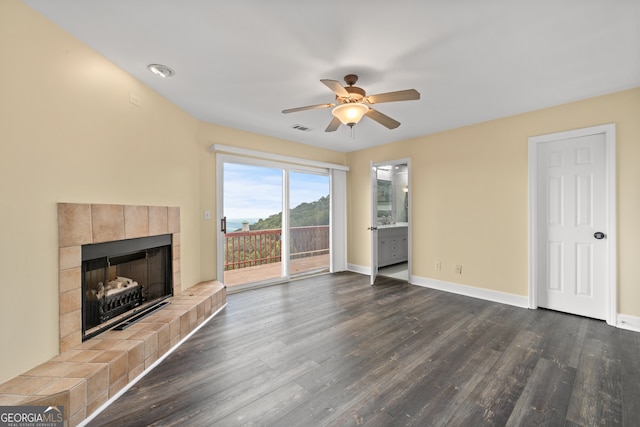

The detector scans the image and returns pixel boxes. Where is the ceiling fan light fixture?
[147,64,175,78]
[332,103,369,127]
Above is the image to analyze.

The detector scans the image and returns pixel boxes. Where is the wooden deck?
[223,254,329,287]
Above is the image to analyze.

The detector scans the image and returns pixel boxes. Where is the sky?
[223,163,330,220]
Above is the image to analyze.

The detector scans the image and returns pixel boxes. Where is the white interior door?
[370,162,378,285]
[535,132,609,320]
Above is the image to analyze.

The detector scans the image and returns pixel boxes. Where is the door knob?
[594,232,607,239]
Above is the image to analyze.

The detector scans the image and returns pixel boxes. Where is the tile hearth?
[0,203,227,426]
[0,280,226,426]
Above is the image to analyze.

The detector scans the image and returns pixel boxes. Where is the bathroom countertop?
[378,222,408,229]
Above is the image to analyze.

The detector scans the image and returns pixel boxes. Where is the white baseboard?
[347,263,370,275]
[347,266,640,331]
[617,313,640,333]
[348,264,528,309]
[411,276,529,308]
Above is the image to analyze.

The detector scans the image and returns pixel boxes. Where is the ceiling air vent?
[291,124,312,132]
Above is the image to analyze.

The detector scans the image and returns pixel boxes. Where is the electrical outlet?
[435,261,441,271]
[455,264,463,274]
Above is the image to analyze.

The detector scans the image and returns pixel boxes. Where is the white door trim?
[528,123,617,325]
[370,158,412,285]
[369,161,379,285]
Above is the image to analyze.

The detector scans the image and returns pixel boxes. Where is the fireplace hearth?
[82,234,172,340]
[57,203,182,353]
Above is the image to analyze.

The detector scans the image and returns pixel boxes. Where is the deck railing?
[224,225,329,271]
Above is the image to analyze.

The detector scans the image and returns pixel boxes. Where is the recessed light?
[147,64,175,78]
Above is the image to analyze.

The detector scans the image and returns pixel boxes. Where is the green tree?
[250,195,329,230]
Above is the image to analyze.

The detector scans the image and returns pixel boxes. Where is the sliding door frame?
[213,146,348,289]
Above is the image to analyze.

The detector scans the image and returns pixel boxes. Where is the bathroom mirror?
[376,164,408,225]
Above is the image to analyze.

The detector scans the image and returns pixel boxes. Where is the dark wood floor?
[86,272,640,426]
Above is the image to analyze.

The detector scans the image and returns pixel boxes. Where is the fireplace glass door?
[82,235,172,340]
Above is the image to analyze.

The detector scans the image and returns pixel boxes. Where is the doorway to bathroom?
[370,158,411,285]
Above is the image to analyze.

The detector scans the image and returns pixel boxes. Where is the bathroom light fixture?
[147,64,175,78]
[331,103,369,127]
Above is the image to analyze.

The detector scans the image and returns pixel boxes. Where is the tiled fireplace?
[0,203,226,426]
[58,203,182,352]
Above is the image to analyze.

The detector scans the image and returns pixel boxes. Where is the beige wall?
[0,1,347,383]
[0,1,201,383]
[347,87,640,317]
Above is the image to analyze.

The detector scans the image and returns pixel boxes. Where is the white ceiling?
[24,0,640,153]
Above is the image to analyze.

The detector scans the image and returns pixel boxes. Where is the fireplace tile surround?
[0,203,227,426]
[57,203,182,351]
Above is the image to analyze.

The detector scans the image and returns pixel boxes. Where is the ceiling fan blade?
[366,89,420,104]
[365,108,401,129]
[325,117,341,132]
[320,79,350,97]
[282,103,334,114]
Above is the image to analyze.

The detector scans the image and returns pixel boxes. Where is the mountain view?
[232,195,330,232]
[225,195,330,271]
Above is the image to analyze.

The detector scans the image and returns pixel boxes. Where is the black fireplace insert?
[81,234,173,340]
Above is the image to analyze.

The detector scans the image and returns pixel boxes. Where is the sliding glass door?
[289,171,330,277]
[221,162,285,287]
[218,156,330,290]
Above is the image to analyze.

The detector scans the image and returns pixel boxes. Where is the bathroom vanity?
[377,224,408,267]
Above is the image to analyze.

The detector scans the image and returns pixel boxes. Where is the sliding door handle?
[221,217,227,234]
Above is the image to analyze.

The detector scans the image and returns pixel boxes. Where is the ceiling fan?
[282,74,420,132]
